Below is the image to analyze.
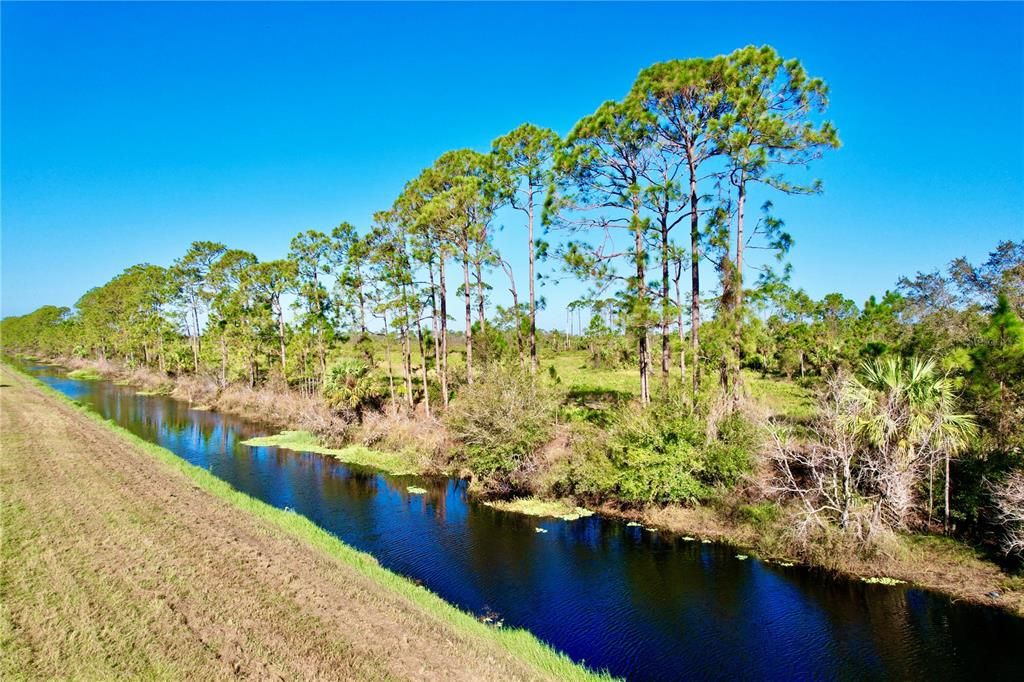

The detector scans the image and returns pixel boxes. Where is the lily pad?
[626,521,642,527]
[736,554,749,560]
[535,527,548,534]
[407,486,428,495]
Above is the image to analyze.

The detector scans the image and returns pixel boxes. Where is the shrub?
[558,399,758,506]
[553,422,618,500]
[606,403,710,504]
[705,411,759,486]
[739,501,781,529]
[445,368,559,496]
[359,410,450,474]
[993,470,1024,557]
[323,359,387,415]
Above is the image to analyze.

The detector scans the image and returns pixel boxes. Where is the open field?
[0,365,606,681]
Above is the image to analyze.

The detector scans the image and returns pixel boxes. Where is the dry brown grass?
[214,383,353,442]
[357,409,451,474]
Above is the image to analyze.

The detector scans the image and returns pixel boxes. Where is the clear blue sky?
[2,1,1022,328]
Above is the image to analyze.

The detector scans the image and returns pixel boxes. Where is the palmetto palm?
[845,357,976,531]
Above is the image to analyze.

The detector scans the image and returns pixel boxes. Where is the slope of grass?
[3,363,613,681]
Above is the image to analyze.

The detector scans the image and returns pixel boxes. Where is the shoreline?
[15,355,1024,618]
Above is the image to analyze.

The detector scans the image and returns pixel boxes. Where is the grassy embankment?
[21,353,1024,614]
[0,363,611,681]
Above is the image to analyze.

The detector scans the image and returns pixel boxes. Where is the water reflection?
[28,364,1024,681]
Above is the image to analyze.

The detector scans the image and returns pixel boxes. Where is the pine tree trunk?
[463,256,473,385]
[733,173,747,403]
[437,255,449,406]
[475,260,486,334]
[660,217,671,382]
[358,281,367,335]
[274,299,287,375]
[401,291,414,408]
[675,267,687,390]
[220,333,228,387]
[687,150,701,401]
[528,191,538,374]
[415,314,431,417]
[191,304,201,372]
[634,199,650,405]
[944,451,951,534]
[382,312,396,411]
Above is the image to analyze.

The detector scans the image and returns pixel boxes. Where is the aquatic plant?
[484,497,593,521]
[861,576,906,585]
[68,368,102,381]
[240,430,418,476]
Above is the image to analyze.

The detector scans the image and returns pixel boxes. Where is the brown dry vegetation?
[0,366,601,681]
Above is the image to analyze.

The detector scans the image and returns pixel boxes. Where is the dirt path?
[0,366,566,680]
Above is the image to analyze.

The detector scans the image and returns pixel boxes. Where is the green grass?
[67,368,102,381]
[541,352,818,422]
[542,351,639,396]
[240,429,422,477]
[8,363,614,682]
[485,497,595,521]
[745,371,817,423]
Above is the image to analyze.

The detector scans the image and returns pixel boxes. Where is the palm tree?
[844,357,976,531]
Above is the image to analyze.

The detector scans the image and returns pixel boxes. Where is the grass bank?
[0,363,610,681]
[240,430,420,476]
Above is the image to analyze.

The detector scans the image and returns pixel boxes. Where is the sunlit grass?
[745,371,817,422]
[240,429,421,476]
[541,351,639,397]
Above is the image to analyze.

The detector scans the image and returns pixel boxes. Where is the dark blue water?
[29,364,1024,680]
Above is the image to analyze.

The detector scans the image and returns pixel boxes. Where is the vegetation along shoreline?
[11,353,1024,618]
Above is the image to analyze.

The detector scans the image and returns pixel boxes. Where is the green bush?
[739,501,781,529]
[323,359,387,414]
[445,368,559,495]
[558,400,758,506]
[606,403,709,504]
[705,411,759,486]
